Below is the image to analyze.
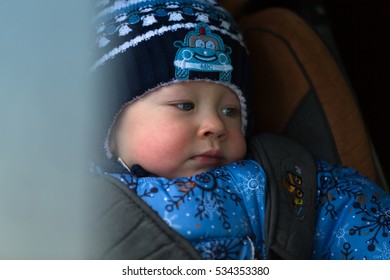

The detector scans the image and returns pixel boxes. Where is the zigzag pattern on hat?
[92,0,245,71]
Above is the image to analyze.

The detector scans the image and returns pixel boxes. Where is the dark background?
[243,0,389,183]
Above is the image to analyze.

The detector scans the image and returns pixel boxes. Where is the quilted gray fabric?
[86,175,201,259]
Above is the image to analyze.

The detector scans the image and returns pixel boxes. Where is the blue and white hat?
[91,0,252,159]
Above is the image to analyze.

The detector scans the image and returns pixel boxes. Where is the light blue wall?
[0,1,93,259]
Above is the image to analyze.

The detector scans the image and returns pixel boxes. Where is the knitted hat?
[91,0,252,159]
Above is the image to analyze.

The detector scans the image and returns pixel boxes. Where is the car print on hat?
[173,23,233,82]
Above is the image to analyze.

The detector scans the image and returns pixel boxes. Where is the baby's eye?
[221,107,239,117]
[175,102,194,111]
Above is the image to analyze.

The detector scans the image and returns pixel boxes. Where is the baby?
[108,79,269,259]
[91,0,266,259]
[91,0,390,260]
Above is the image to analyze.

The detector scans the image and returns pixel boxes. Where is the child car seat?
[86,7,388,260]
[239,8,388,190]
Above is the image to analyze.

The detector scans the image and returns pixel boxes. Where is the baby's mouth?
[191,150,224,166]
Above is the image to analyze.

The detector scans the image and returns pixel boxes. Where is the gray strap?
[249,133,317,259]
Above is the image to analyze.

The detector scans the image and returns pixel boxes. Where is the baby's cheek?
[133,130,188,169]
[229,132,247,161]
[155,135,189,163]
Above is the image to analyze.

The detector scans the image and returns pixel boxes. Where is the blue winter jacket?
[107,160,390,260]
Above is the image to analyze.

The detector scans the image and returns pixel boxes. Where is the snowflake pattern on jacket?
[313,161,390,260]
[104,159,390,259]
[109,160,267,259]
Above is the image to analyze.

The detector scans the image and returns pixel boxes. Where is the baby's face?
[114,81,247,179]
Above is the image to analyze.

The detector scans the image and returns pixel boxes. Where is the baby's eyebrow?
[160,87,195,98]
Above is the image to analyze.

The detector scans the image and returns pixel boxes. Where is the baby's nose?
[198,113,227,140]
